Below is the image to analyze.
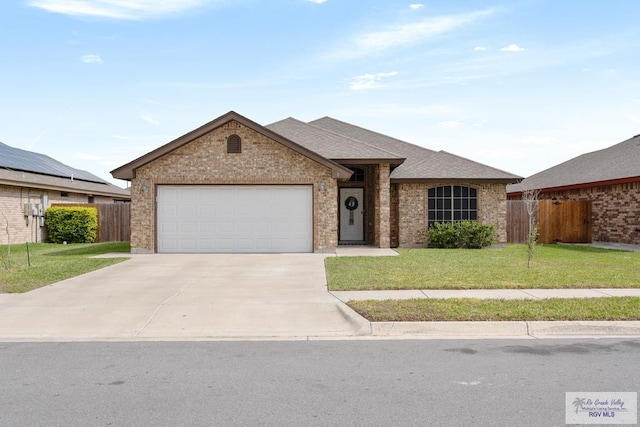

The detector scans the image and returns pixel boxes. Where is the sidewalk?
[331,288,640,302]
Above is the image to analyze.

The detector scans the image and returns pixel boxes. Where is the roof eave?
[332,158,406,166]
[0,177,131,199]
[391,177,522,184]
[507,175,640,196]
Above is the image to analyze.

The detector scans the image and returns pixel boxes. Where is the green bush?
[420,221,495,249]
[45,206,98,244]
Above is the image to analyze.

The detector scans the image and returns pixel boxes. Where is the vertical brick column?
[374,163,391,248]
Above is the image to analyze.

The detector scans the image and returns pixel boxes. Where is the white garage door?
[157,185,313,253]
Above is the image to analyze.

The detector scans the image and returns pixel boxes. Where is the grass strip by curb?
[348,297,640,322]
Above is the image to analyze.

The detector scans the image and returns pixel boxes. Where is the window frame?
[427,185,478,227]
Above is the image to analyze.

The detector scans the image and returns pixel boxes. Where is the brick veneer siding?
[397,182,508,246]
[0,185,115,244]
[374,164,391,248]
[539,181,640,244]
[130,120,338,253]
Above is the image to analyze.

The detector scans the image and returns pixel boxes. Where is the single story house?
[0,142,130,244]
[507,133,640,244]
[112,111,521,253]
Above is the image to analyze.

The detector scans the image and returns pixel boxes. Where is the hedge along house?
[507,134,640,244]
[111,111,521,254]
[0,142,130,245]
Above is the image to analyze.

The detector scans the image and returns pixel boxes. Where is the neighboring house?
[0,142,131,244]
[507,134,640,244]
[112,111,521,254]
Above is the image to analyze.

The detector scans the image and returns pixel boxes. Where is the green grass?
[326,245,640,290]
[0,242,131,293]
[348,297,640,321]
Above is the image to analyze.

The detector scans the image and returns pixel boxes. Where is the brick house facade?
[113,111,521,253]
[508,134,640,245]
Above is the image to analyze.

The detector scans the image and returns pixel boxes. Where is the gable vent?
[227,134,242,153]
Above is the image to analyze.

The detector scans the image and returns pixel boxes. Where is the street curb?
[371,321,640,337]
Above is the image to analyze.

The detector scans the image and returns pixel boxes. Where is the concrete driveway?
[0,254,370,341]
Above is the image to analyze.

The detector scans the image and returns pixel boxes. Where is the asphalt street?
[1,339,638,426]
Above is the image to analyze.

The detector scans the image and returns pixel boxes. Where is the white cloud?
[409,4,423,9]
[439,120,463,128]
[306,0,326,3]
[474,46,487,51]
[81,54,103,64]
[350,72,398,90]
[339,9,494,58]
[141,114,160,125]
[28,0,221,20]
[500,43,525,52]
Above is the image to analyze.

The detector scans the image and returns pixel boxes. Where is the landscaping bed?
[0,242,130,293]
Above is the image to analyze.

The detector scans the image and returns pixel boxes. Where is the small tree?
[523,189,540,268]
[0,211,10,269]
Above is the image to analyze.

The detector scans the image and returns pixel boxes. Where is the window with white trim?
[427,185,477,227]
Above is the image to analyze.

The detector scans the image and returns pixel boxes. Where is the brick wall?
[541,182,640,244]
[0,185,115,244]
[397,182,508,246]
[130,120,338,253]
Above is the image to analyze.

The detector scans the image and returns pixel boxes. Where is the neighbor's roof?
[508,134,640,193]
[0,142,106,184]
[0,168,130,198]
[111,111,353,181]
[0,142,130,198]
[308,116,522,182]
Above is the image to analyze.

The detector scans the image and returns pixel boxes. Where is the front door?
[339,188,364,241]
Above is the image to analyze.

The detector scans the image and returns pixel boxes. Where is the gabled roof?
[508,134,640,193]
[0,142,107,184]
[266,118,405,165]
[309,116,522,183]
[111,111,353,180]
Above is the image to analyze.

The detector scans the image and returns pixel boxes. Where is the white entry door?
[339,188,364,241]
[157,185,313,253]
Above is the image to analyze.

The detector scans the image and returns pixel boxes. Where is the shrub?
[420,221,495,249]
[45,206,98,244]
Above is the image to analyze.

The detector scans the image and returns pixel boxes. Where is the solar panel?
[0,142,107,184]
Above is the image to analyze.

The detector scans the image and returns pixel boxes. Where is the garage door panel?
[157,185,312,253]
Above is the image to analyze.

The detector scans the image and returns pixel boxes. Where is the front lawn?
[0,242,130,293]
[326,245,640,290]
[348,297,640,321]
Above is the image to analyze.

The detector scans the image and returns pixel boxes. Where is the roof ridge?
[302,119,404,159]
[310,116,437,155]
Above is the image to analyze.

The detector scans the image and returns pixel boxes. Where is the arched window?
[227,134,242,153]
[348,167,365,182]
[427,185,477,227]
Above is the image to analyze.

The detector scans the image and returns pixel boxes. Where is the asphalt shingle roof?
[508,134,640,193]
[266,118,404,161]
[307,116,521,182]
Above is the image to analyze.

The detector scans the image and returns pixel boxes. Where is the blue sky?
[2,0,639,186]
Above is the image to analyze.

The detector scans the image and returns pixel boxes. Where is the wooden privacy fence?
[507,199,592,244]
[51,203,130,243]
